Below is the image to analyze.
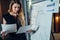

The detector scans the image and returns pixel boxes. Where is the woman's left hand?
[27,30,33,33]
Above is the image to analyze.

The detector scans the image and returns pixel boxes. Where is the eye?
[14,7,16,8]
[17,6,20,8]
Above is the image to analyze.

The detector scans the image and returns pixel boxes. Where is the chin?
[14,12,17,14]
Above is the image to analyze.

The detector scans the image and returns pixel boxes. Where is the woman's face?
[12,3,20,13]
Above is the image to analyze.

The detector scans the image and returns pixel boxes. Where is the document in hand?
[1,24,17,34]
[16,25,32,34]
[16,25,39,34]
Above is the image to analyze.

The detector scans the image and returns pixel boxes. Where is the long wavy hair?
[8,0,25,26]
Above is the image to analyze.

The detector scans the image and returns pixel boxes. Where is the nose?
[16,8,19,11]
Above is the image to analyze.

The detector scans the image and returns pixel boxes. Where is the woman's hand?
[27,30,33,33]
[1,32,6,40]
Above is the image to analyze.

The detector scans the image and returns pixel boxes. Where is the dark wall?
[1,0,10,14]
[0,0,2,23]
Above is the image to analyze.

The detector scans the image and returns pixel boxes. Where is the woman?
[1,0,27,40]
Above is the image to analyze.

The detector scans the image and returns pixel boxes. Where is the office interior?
[0,0,60,40]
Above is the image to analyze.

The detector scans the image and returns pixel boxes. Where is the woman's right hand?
[1,32,6,40]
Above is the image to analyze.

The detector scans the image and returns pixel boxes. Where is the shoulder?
[3,12,10,18]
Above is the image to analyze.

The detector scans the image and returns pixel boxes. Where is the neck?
[9,12,18,17]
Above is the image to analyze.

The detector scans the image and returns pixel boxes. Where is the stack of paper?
[1,24,17,34]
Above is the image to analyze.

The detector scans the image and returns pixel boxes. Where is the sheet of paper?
[1,24,17,34]
[16,25,32,34]
[16,25,39,34]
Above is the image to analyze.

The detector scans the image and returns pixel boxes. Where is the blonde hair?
[8,1,25,26]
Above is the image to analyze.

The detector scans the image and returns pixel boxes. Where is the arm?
[3,18,6,24]
[1,18,6,40]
